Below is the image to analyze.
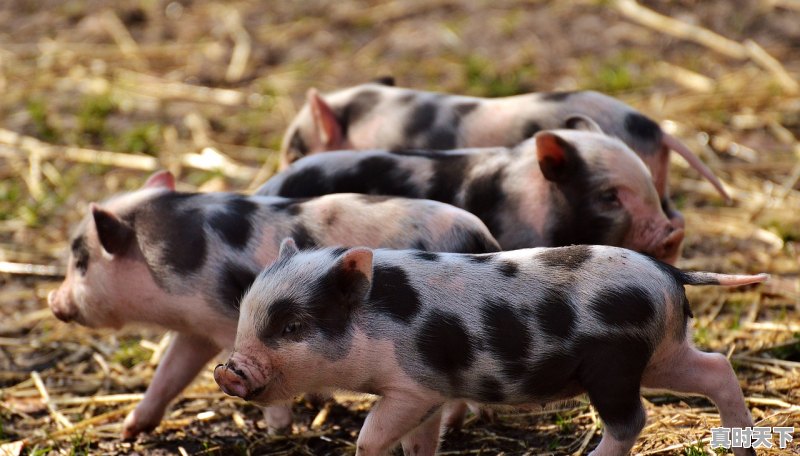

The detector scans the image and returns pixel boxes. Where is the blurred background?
[0,1,798,454]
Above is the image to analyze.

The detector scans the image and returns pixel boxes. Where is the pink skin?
[50,172,495,439]
[516,131,683,263]
[216,247,765,456]
[215,332,448,456]
[283,86,730,215]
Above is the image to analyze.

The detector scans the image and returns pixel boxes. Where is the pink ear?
[535,132,574,182]
[307,88,343,149]
[339,248,374,283]
[278,237,299,258]
[143,170,175,190]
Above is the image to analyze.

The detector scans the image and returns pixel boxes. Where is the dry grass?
[0,1,798,455]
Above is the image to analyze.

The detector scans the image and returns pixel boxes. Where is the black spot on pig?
[481,298,530,377]
[340,90,380,135]
[208,197,258,249]
[453,102,478,118]
[306,264,370,343]
[545,146,626,247]
[347,156,417,196]
[291,224,317,249]
[417,310,475,381]
[288,130,309,157]
[329,247,348,257]
[71,235,90,274]
[477,376,505,402]
[535,287,575,339]
[521,351,581,399]
[540,91,575,102]
[258,298,302,346]
[217,262,258,314]
[538,245,592,270]
[426,129,457,150]
[497,261,518,278]
[413,251,440,262]
[368,265,421,323]
[427,155,469,203]
[521,121,542,139]
[278,167,330,198]
[589,285,655,327]
[576,335,650,440]
[464,168,506,239]
[137,192,207,276]
[451,227,501,254]
[624,113,662,150]
[405,102,438,138]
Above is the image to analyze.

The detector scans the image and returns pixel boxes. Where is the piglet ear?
[372,75,395,86]
[91,204,134,255]
[333,248,374,303]
[564,115,604,134]
[143,170,175,190]
[307,88,343,149]
[278,237,299,258]
[535,132,579,182]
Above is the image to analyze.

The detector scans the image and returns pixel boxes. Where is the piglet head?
[48,171,175,327]
[279,89,353,169]
[535,130,683,264]
[219,238,374,403]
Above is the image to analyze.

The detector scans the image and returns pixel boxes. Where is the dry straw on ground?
[0,1,798,455]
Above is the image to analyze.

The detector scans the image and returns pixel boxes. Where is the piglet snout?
[47,289,76,322]
[657,226,685,265]
[214,363,250,399]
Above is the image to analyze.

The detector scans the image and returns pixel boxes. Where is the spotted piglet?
[216,239,764,456]
[280,82,731,227]
[259,129,685,263]
[47,171,499,439]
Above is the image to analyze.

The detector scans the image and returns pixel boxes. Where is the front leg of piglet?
[356,394,443,456]
[122,332,220,439]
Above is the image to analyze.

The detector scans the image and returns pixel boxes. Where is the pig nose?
[658,227,685,265]
[47,290,76,322]
[214,363,250,399]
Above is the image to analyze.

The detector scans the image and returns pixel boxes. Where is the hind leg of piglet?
[642,344,755,456]
[400,406,443,456]
[355,394,442,456]
[261,402,293,434]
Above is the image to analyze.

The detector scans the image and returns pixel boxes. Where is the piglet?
[280,82,731,226]
[47,171,499,439]
[259,129,685,263]
[217,239,765,456]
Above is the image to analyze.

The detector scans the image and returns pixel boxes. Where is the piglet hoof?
[262,405,293,434]
[122,409,159,440]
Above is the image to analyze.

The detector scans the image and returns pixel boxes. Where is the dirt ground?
[0,0,798,455]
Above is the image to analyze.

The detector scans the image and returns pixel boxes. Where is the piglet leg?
[122,332,220,440]
[356,394,443,456]
[401,406,443,456]
[642,344,755,456]
[262,402,293,433]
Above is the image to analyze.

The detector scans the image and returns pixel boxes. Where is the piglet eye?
[599,188,620,206]
[283,321,301,336]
